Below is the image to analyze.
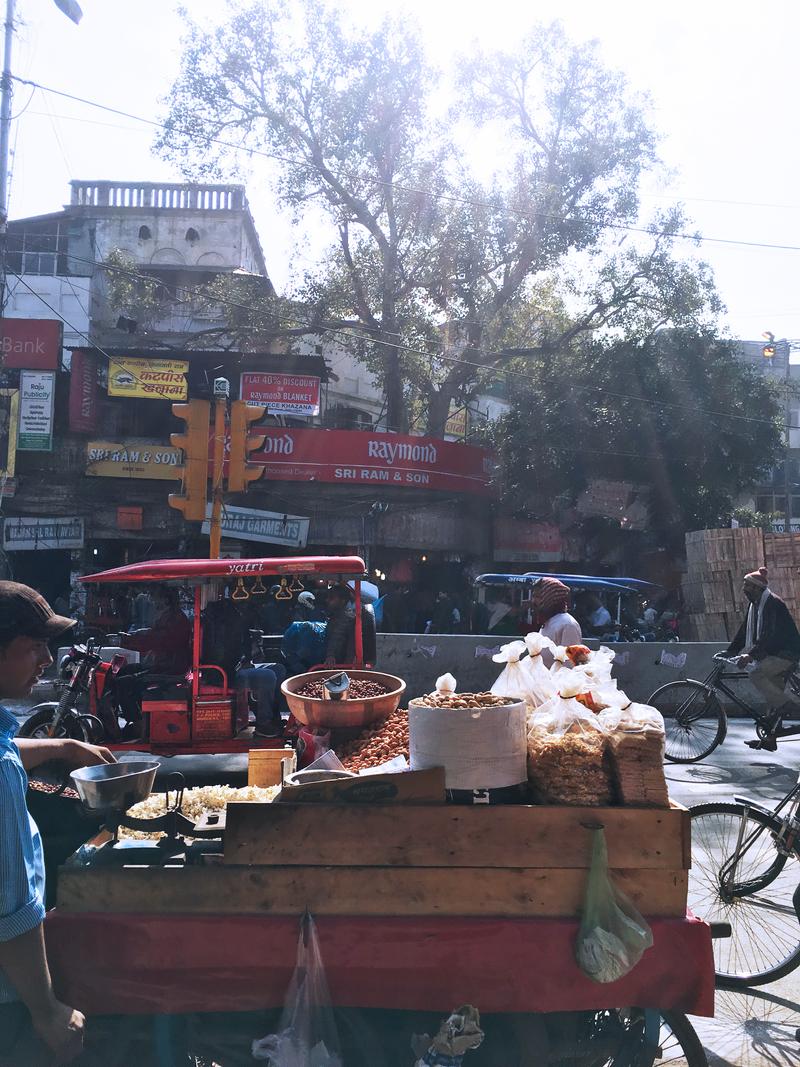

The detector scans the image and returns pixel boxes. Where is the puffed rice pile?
[118,784,279,840]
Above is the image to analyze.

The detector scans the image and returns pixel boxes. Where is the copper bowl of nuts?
[281,669,406,729]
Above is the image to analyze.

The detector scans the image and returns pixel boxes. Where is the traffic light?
[228,400,266,493]
[169,399,211,522]
[763,331,776,359]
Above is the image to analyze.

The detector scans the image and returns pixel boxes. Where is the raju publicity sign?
[201,505,309,548]
[86,441,182,479]
[0,319,61,370]
[108,357,188,400]
[250,428,493,495]
[17,371,54,451]
[240,372,320,416]
[3,517,84,551]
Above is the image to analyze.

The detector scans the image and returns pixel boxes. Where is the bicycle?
[688,772,800,987]
[648,651,800,762]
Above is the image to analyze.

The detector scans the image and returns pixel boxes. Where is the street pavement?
[13,703,800,1066]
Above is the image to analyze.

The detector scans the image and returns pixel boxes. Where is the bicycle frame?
[718,773,800,898]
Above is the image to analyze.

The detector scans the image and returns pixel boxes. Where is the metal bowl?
[283,769,357,787]
[70,760,160,813]
[281,669,406,729]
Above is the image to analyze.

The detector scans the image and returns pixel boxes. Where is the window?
[185,227,200,244]
[138,225,152,241]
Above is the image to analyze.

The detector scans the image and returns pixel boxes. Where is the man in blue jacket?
[0,582,115,1065]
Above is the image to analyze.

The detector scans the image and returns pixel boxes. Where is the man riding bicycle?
[726,566,800,750]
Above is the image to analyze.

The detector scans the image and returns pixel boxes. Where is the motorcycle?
[16,639,147,743]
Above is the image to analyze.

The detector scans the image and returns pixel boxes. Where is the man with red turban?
[534,577,583,648]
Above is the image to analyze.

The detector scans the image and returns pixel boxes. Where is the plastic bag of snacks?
[576,828,653,983]
[435,673,457,695]
[526,676,613,806]
[490,640,529,703]
[520,632,557,708]
[549,645,572,677]
[601,700,669,808]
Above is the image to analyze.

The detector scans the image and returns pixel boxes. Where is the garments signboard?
[17,371,55,451]
[107,357,188,401]
[69,349,101,433]
[201,505,309,548]
[86,441,182,479]
[249,428,493,495]
[493,519,562,562]
[3,516,84,551]
[0,319,61,370]
[240,372,321,416]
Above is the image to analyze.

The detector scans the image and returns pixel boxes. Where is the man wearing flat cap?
[0,582,115,1065]
[727,566,800,750]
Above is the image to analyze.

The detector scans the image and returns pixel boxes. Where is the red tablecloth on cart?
[46,912,714,1017]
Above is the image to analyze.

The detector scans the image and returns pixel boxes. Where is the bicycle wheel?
[648,681,726,763]
[689,801,800,986]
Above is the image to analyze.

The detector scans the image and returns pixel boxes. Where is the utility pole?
[763,332,797,535]
[0,0,14,313]
[208,377,229,560]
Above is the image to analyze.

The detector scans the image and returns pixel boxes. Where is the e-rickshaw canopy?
[475,572,661,595]
[80,556,367,584]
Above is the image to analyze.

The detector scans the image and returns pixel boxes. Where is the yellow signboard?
[86,441,182,480]
[0,389,19,477]
[107,358,188,401]
[444,403,468,439]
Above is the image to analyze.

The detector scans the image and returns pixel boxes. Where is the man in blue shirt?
[0,582,115,1065]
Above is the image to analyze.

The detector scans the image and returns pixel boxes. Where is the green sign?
[17,370,54,451]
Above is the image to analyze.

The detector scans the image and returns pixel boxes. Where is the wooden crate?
[57,803,690,919]
[764,532,800,568]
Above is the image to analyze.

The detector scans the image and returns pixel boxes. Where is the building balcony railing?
[70,181,247,213]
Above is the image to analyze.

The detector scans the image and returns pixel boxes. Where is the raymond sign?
[68,349,101,433]
[0,319,61,370]
[17,371,55,451]
[86,441,182,479]
[250,428,493,495]
[240,372,320,417]
[108,357,188,400]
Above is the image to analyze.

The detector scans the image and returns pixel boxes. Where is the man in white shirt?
[535,577,583,647]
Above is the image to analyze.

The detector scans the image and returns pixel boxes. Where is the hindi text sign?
[108,357,188,400]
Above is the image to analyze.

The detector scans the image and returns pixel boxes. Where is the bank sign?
[250,428,493,495]
[3,516,84,551]
[0,319,61,370]
[201,505,309,548]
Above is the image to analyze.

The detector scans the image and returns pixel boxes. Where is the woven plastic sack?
[575,828,653,983]
[490,640,529,703]
[252,914,342,1066]
[519,632,557,708]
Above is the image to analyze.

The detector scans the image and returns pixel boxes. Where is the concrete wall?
[376,636,768,712]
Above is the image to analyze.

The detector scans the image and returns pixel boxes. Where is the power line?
[16,75,800,257]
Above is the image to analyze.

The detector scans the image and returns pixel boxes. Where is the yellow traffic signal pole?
[209,394,227,559]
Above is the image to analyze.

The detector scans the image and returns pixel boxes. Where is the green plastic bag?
[576,828,654,983]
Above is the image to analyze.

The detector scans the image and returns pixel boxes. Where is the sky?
[10,0,800,344]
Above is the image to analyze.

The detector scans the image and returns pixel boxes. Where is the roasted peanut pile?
[411,691,516,709]
[296,678,390,699]
[29,780,80,800]
[339,709,409,771]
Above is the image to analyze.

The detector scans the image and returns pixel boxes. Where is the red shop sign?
[241,372,321,417]
[68,349,101,433]
[250,428,494,495]
[493,518,562,562]
[0,318,61,369]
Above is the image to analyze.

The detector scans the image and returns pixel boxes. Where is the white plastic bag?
[576,828,653,983]
[252,914,342,1066]
[490,640,529,703]
[528,674,608,738]
[519,632,557,708]
[435,673,457,695]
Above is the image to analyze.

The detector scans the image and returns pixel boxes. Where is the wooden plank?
[56,865,688,918]
[223,803,689,870]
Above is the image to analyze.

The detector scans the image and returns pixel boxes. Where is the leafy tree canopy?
[156,1,722,434]
[490,329,786,552]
